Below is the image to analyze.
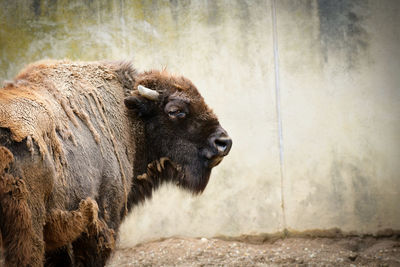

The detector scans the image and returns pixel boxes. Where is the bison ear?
[124,95,154,117]
[124,95,140,109]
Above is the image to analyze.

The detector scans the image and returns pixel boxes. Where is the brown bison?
[0,60,232,266]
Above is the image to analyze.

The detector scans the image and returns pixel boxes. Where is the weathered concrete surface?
[0,0,399,246]
[277,0,400,233]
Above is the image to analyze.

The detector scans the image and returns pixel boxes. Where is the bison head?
[124,70,232,193]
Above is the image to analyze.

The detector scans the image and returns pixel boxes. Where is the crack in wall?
[271,0,287,231]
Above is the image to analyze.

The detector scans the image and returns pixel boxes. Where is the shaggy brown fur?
[0,146,40,266]
[44,198,100,251]
[0,173,40,266]
[129,157,184,205]
[0,60,231,266]
[44,197,115,266]
[71,217,115,267]
[0,147,13,174]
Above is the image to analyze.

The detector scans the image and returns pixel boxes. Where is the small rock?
[348,254,358,261]
[200,237,208,242]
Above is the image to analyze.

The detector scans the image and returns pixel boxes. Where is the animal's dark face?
[124,70,232,193]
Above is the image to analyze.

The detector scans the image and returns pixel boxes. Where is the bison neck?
[126,121,173,211]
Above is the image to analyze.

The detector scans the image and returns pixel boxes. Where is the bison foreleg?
[72,216,116,267]
[44,197,99,251]
[0,173,44,267]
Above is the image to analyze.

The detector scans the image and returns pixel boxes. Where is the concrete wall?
[0,0,399,246]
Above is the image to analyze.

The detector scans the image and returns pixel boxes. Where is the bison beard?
[0,60,231,267]
[130,156,211,206]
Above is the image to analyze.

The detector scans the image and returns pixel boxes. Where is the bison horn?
[138,85,159,101]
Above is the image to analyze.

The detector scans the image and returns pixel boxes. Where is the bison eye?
[168,110,186,119]
[165,99,189,120]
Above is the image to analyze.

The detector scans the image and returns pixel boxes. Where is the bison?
[0,60,232,266]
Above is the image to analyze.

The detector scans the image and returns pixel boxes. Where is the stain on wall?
[317,0,370,68]
[326,157,378,228]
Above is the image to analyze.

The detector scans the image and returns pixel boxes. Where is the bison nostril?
[214,137,232,155]
[215,139,227,151]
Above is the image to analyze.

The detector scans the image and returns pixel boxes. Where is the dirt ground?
[1,235,399,266]
[108,235,400,267]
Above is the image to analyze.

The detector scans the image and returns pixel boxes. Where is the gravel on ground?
[108,235,400,266]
